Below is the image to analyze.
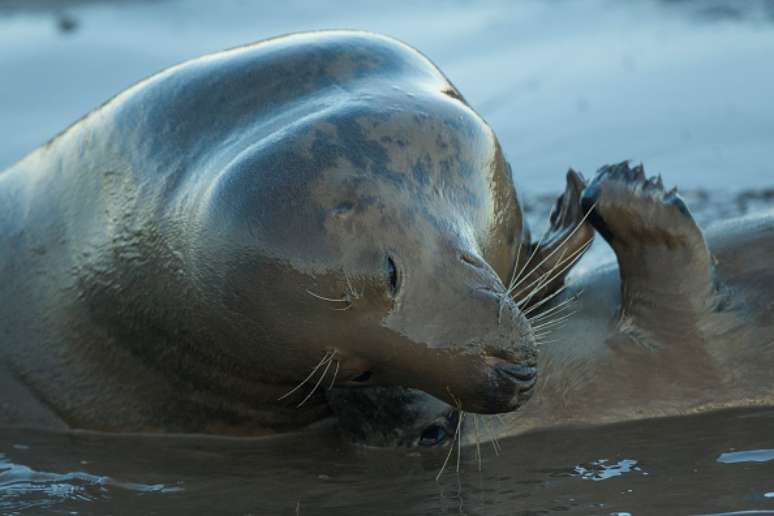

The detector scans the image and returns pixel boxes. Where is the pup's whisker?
[456,410,465,474]
[327,360,340,390]
[435,430,456,482]
[473,414,483,472]
[297,354,334,407]
[436,394,465,482]
[278,350,336,401]
[479,415,501,455]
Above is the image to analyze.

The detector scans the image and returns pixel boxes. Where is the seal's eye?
[386,256,400,297]
[419,424,448,447]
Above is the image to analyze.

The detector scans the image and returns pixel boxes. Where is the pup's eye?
[386,256,399,297]
[350,370,372,383]
[419,424,448,447]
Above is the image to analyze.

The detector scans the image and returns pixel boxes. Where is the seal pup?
[0,31,594,435]
[329,162,774,448]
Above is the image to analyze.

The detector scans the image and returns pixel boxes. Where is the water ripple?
[0,453,182,514]
[717,449,774,464]
[573,458,646,481]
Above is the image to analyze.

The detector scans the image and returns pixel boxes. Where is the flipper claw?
[580,162,717,334]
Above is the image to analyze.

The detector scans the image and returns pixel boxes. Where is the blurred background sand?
[1,0,773,194]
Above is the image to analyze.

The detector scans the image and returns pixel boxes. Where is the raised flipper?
[580,162,718,335]
[508,169,595,309]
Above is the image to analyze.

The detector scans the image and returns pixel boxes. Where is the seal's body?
[0,31,598,434]
[330,164,774,447]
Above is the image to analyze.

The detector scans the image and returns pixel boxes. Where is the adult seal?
[330,163,774,448]
[0,31,593,435]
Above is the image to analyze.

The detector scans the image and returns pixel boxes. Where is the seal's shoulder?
[124,31,450,111]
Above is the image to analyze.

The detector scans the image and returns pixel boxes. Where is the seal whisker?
[479,416,501,455]
[278,350,335,401]
[509,202,597,297]
[499,226,552,320]
[515,238,592,307]
[507,234,525,294]
[530,303,575,328]
[515,248,577,308]
[473,414,483,472]
[535,338,560,348]
[517,245,569,301]
[327,360,341,390]
[305,290,349,303]
[532,310,578,331]
[532,314,578,334]
[343,271,363,300]
[511,227,549,290]
[435,425,457,482]
[532,319,575,338]
[436,392,465,481]
[455,410,465,474]
[523,284,573,317]
[527,289,583,320]
[516,238,592,305]
[498,233,528,320]
[297,354,334,408]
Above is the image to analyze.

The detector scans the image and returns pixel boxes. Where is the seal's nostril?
[496,364,537,383]
[386,256,399,297]
[460,253,483,268]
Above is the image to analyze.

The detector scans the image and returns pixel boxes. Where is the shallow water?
[2,1,774,514]
[2,408,774,515]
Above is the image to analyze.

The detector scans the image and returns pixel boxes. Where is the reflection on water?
[1,408,774,515]
[573,459,646,482]
[0,453,181,514]
[717,449,774,464]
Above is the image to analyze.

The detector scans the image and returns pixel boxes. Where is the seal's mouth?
[483,355,538,410]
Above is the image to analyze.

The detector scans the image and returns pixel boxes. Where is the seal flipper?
[510,169,594,308]
[580,162,717,334]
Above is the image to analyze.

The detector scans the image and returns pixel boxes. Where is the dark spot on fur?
[441,87,465,103]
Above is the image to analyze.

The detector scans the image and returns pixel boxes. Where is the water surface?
[2,409,774,515]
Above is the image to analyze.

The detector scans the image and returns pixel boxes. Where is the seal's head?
[186,31,536,414]
[327,386,459,448]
